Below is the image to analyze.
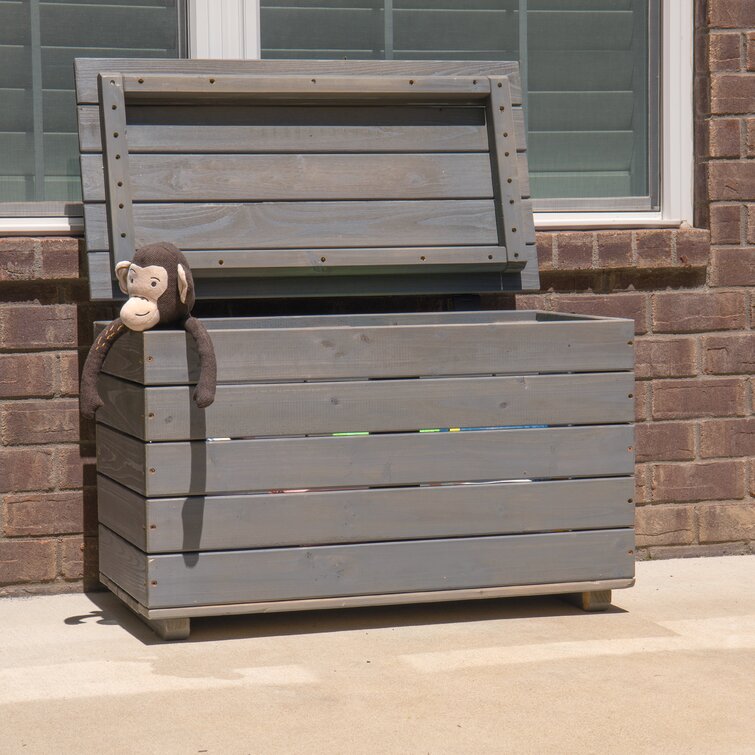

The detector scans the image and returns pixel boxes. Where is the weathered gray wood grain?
[97,74,135,265]
[121,73,492,101]
[76,59,522,104]
[99,525,148,605]
[87,252,115,300]
[87,252,524,300]
[179,246,508,272]
[76,103,495,153]
[142,578,635,619]
[84,200,499,251]
[101,527,635,608]
[487,77,528,261]
[80,153,494,202]
[96,372,634,441]
[96,423,635,497]
[99,316,634,385]
[82,151,528,203]
[97,474,635,553]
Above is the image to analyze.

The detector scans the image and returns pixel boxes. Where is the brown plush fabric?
[80,242,217,419]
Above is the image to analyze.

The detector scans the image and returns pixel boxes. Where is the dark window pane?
[0,0,185,204]
[260,0,656,205]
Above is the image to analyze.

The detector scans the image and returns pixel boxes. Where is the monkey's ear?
[177,263,190,304]
[115,261,131,294]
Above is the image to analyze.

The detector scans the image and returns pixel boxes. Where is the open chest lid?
[75,59,538,301]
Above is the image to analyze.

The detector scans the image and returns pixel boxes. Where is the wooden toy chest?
[76,60,635,639]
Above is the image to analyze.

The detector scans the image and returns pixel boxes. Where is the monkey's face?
[116,262,169,332]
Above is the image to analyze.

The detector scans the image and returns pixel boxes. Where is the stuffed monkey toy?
[80,242,217,419]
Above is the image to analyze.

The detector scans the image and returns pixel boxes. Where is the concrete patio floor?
[1,555,753,754]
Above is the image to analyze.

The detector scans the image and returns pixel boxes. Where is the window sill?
[534,212,683,231]
[0,216,84,236]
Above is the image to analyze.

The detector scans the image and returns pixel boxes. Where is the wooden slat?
[139,578,635,620]
[76,104,493,154]
[99,316,635,384]
[96,423,635,497]
[120,73,492,100]
[86,252,528,300]
[97,74,135,265]
[99,525,147,605]
[84,200,498,252]
[80,153,495,202]
[75,59,522,104]
[98,474,635,553]
[96,371,634,441]
[179,246,509,272]
[487,76,528,261]
[99,525,635,609]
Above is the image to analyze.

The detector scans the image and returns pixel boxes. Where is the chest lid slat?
[75,60,537,300]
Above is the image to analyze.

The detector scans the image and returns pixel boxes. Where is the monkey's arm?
[80,318,127,419]
[184,316,217,408]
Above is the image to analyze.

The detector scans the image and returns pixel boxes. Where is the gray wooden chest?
[76,60,635,640]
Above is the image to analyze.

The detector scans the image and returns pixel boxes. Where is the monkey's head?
[115,242,195,332]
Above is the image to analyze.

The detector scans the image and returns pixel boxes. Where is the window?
[260,0,660,213]
[0,0,186,217]
[0,0,692,229]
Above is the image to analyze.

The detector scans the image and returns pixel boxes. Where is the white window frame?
[0,0,692,234]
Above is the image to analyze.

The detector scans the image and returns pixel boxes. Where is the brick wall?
[0,239,115,595]
[1,0,754,594]
[515,0,755,559]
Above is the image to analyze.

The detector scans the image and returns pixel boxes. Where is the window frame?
[0,0,692,234]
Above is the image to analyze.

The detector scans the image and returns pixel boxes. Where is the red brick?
[3,491,84,537]
[709,203,741,244]
[536,233,553,271]
[57,352,81,397]
[2,399,80,444]
[675,227,710,267]
[0,354,56,398]
[748,33,755,71]
[38,238,80,280]
[55,445,96,490]
[698,503,755,543]
[634,337,697,379]
[710,248,755,286]
[703,333,755,374]
[550,293,648,334]
[700,418,755,458]
[0,540,57,585]
[635,230,673,267]
[60,535,98,582]
[0,247,35,282]
[709,119,741,157]
[751,459,755,497]
[708,159,755,198]
[556,232,593,269]
[596,231,632,268]
[635,505,696,547]
[644,542,753,559]
[634,464,650,503]
[0,447,55,493]
[634,381,649,422]
[60,537,83,580]
[653,291,746,332]
[652,461,745,503]
[747,121,755,157]
[709,32,742,71]
[651,378,746,419]
[636,422,696,462]
[709,1,755,29]
[515,294,549,311]
[0,304,77,350]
